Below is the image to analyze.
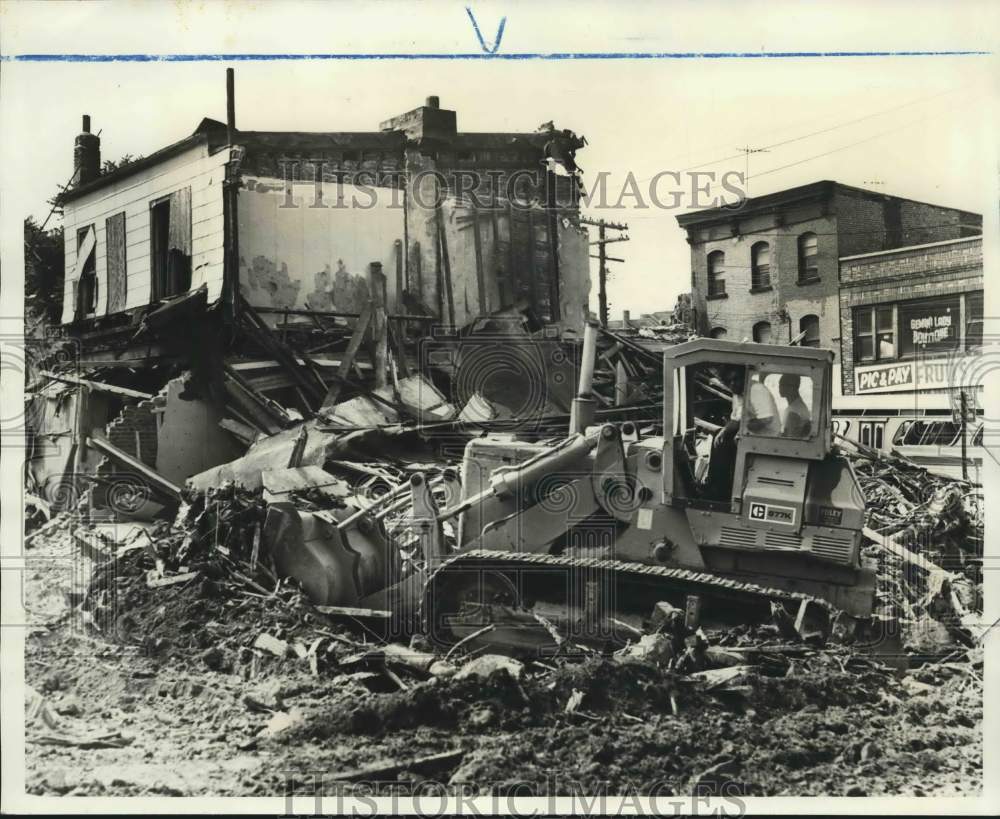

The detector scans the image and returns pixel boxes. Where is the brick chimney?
[379,95,456,141]
[74,115,101,186]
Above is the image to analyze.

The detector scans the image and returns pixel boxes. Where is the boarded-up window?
[106,212,127,313]
[74,225,97,319]
[151,187,192,301]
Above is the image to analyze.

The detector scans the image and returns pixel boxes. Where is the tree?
[101,153,142,176]
[24,216,65,326]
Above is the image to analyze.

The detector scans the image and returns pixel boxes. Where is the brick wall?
[685,185,982,364]
[839,237,983,395]
[103,398,159,466]
[694,213,840,351]
[833,190,979,256]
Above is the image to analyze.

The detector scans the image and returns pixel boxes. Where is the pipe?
[226,67,236,144]
[577,320,598,396]
[569,320,599,434]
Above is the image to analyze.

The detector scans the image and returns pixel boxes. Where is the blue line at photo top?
[0,51,992,62]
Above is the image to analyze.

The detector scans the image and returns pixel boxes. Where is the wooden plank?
[315,605,392,619]
[147,571,199,589]
[320,303,372,410]
[252,306,432,322]
[240,299,325,408]
[436,207,455,326]
[38,370,154,400]
[493,208,510,307]
[386,319,413,378]
[471,206,487,314]
[329,750,465,783]
[224,382,282,435]
[104,212,127,314]
[394,238,404,313]
[373,307,388,390]
[412,239,422,304]
[87,435,183,500]
[224,364,292,425]
[218,417,257,445]
[546,207,561,322]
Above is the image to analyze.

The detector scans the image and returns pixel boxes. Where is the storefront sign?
[908,313,952,345]
[854,357,978,395]
[898,297,959,357]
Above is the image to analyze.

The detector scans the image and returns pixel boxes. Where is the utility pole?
[580,216,629,327]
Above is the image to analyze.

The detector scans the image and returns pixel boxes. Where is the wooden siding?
[61,143,230,324]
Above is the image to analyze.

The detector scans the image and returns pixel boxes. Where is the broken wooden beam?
[314,605,392,620]
[87,436,183,500]
[240,298,325,407]
[222,374,286,435]
[386,318,413,378]
[252,306,433,323]
[218,417,257,445]
[862,527,956,579]
[37,370,154,401]
[329,750,465,783]
[436,206,456,327]
[321,303,372,410]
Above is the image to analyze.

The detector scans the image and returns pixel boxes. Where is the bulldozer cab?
[662,339,835,513]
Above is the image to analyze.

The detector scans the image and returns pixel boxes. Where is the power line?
[633,85,970,185]
[748,92,984,181]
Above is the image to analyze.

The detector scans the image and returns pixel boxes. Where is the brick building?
[676,181,982,357]
[839,235,983,398]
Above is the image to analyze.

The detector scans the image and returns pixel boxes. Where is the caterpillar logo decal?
[748,502,797,526]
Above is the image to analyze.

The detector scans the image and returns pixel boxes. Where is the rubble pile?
[22,303,985,796]
[849,441,982,555]
[831,435,985,655]
[587,324,697,413]
[25,432,985,796]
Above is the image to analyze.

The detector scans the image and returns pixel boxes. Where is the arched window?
[799,314,820,347]
[797,232,819,282]
[710,326,728,339]
[753,321,772,344]
[751,241,771,290]
[707,250,726,296]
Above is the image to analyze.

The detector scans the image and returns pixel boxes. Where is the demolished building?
[27,81,593,511]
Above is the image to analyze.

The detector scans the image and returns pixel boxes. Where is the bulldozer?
[415,326,877,651]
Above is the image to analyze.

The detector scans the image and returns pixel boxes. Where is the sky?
[2,1,998,320]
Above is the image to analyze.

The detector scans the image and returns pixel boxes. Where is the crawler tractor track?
[423,549,834,650]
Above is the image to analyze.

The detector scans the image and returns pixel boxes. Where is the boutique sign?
[899,297,959,357]
[908,312,952,345]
